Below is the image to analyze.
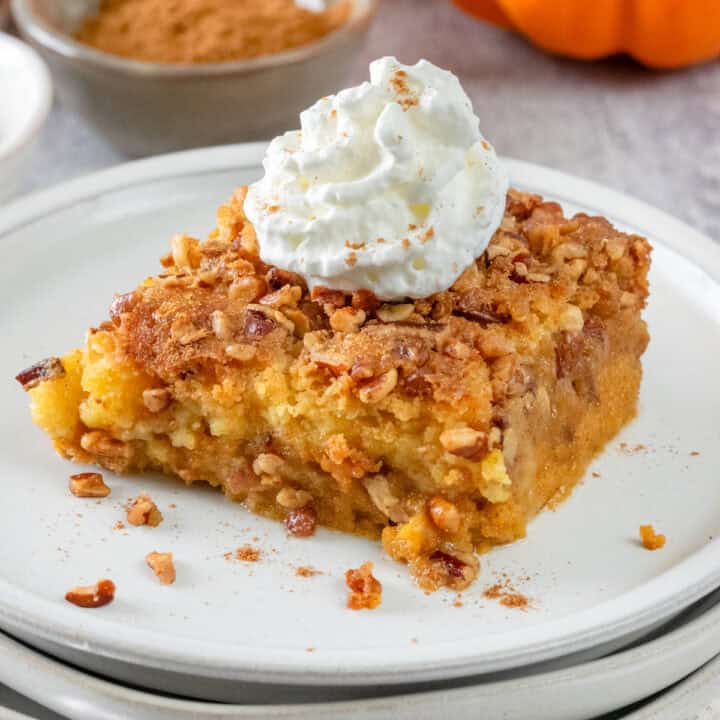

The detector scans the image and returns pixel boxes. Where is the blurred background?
[2,0,719,238]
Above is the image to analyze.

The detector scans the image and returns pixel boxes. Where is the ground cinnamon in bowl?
[74,0,352,64]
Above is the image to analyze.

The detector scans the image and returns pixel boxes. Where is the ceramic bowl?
[10,0,377,156]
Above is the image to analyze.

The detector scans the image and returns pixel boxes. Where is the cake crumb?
[113,520,125,531]
[305,646,316,653]
[618,442,648,455]
[690,451,701,457]
[345,561,382,610]
[126,494,163,527]
[483,575,530,610]
[146,551,176,585]
[235,544,261,562]
[295,565,322,577]
[639,524,666,551]
[591,471,601,478]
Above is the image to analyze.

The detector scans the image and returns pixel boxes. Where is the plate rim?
[1,143,720,686]
[2,592,720,719]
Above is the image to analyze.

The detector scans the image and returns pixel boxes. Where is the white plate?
[3,590,720,720]
[1,145,719,690]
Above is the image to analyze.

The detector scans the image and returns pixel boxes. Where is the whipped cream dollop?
[244,57,509,300]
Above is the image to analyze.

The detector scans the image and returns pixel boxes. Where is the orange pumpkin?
[453,0,720,68]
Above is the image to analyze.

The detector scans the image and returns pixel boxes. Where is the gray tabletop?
[10,0,720,242]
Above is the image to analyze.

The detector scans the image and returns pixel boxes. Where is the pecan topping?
[80,431,131,459]
[427,497,461,534]
[454,307,510,325]
[252,453,284,477]
[69,472,111,498]
[329,307,366,333]
[352,289,381,313]
[285,505,317,537]
[210,310,234,341]
[377,303,415,323]
[276,487,313,510]
[439,428,487,460]
[311,286,347,308]
[65,579,116,608]
[345,561,382,610]
[357,368,398,404]
[225,343,257,362]
[244,308,276,337]
[267,267,304,291]
[15,357,65,390]
[146,551,176,585]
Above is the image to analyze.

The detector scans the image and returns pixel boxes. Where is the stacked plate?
[1,145,719,719]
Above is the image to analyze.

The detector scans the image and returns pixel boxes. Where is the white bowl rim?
[0,30,52,163]
[10,0,379,78]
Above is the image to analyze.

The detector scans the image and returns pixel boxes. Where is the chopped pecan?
[171,233,199,269]
[267,267,304,291]
[229,276,265,303]
[330,307,366,333]
[285,505,317,537]
[311,286,347,308]
[126,494,163,527]
[80,431,131,460]
[260,284,302,309]
[377,303,415,323]
[15,357,65,390]
[65,579,116,608]
[210,310,234,341]
[439,428,487,460]
[363,475,408,524]
[109,292,136,325]
[454,307,510,326]
[276,487,313,510]
[427,497,461,534]
[357,368,398,404]
[352,289,381,313]
[69,472,111,498]
[146,552,176,585]
[244,305,294,336]
[243,308,277,337]
[225,343,258,362]
[252,453,284,477]
[345,561,382,610]
[403,369,433,397]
